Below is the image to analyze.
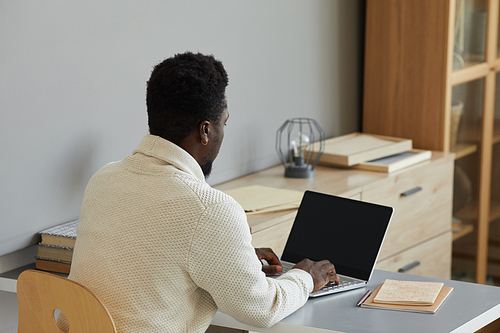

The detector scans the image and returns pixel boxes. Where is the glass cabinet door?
[490,72,500,233]
[486,73,500,283]
[451,78,485,282]
[497,0,500,58]
[451,79,484,154]
[453,0,488,71]
[451,79,484,222]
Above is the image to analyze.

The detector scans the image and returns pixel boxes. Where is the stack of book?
[314,133,432,173]
[36,220,78,274]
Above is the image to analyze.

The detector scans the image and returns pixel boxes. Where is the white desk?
[3,265,500,332]
[212,270,500,333]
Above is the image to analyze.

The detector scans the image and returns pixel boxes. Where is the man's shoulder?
[178,175,238,208]
[86,160,123,182]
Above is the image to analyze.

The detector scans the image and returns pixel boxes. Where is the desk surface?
[212,269,500,333]
[215,152,453,198]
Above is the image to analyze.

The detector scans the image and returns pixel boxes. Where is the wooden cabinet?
[363,0,500,284]
[362,158,453,262]
[249,212,296,254]
[216,153,454,279]
[375,232,453,279]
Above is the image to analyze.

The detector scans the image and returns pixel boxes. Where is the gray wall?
[0,0,364,259]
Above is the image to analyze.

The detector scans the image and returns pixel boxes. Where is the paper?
[223,185,303,213]
[374,279,444,305]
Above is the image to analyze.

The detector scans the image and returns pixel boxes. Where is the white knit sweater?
[69,135,313,333]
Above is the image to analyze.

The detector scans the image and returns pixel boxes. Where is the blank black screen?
[281,191,393,281]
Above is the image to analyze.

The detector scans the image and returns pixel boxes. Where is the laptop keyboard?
[280,261,295,273]
[275,261,364,292]
[322,280,363,291]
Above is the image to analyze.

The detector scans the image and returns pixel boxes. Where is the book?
[312,133,413,167]
[373,279,444,305]
[361,282,453,314]
[353,149,432,173]
[35,258,71,274]
[36,243,74,263]
[39,220,78,248]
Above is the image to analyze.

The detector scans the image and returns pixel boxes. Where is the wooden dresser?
[216,152,454,279]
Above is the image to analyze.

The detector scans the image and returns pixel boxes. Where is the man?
[69,52,339,332]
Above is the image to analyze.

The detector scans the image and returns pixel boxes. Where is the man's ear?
[199,120,210,145]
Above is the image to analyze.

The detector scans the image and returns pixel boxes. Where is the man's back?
[69,135,313,332]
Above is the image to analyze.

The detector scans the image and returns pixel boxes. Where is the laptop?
[269,190,394,297]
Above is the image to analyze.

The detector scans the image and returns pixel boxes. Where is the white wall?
[0,0,364,260]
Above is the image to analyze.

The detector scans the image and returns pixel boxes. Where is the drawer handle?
[400,187,422,197]
[398,261,421,273]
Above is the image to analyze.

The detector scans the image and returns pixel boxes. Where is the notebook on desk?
[269,190,394,297]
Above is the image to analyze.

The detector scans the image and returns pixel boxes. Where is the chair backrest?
[17,269,117,333]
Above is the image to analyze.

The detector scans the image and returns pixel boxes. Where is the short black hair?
[146,52,228,145]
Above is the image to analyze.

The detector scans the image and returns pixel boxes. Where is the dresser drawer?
[375,231,452,279]
[362,159,453,260]
[251,217,295,256]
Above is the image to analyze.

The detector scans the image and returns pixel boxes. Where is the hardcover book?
[35,258,71,274]
[39,220,78,248]
[36,243,74,263]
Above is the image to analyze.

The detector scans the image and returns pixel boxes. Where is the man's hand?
[255,248,283,274]
[293,259,340,292]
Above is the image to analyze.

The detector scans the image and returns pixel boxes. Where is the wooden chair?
[17,269,116,333]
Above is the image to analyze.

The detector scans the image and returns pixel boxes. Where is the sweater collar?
[133,135,206,182]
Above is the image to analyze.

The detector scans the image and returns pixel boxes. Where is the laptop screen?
[280,191,393,281]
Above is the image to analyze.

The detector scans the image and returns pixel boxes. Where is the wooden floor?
[477,318,500,333]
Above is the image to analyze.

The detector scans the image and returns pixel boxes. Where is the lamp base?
[284,164,315,178]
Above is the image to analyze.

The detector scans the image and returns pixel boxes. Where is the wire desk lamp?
[275,118,325,178]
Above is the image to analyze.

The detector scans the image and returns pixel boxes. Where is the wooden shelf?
[450,123,499,162]
[452,143,478,160]
[494,121,500,145]
[450,124,498,158]
[455,120,500,148]
[455,199,500,224]
[492,200,500,223]
[453,221,475,241]
[489,119,500,145]
[451,62,489,85]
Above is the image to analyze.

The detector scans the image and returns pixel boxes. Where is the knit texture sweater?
[69,135,313,333]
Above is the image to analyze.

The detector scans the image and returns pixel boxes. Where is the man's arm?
[189,201,338,328]
[255,248,282,274]
[293,259,340,292]
[255,248,340,291]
